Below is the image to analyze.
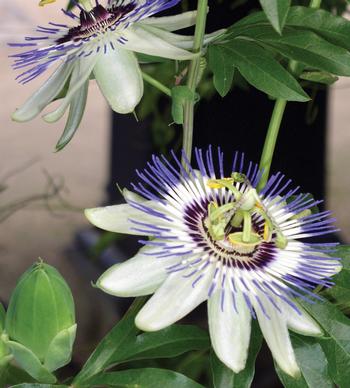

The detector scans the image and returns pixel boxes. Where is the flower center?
[190,173,292,265]
[57,2,136,44]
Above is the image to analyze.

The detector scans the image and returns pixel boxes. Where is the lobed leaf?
[209,39,309,101]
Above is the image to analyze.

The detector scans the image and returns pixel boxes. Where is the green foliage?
[276,335,333,388]
[74,296,210,385]
[208,39,309,101]
[208,45,235,97]
[210,320,262,388]
[11,385,68,388]
[88,369,204,388]
[110,324,210,365]
[209,5,350,99]
[73,297,146,385]
[323,245,350,312]
[299,298,350,388]
[259,0,291,34]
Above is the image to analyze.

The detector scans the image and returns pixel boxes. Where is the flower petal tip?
[284,364,301,379]
[11,110,28,123]
[217,355,246,374]
[84,207,102,227]
[135,311,166,332]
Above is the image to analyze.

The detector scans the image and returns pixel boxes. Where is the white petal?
[93,48,143,114]
[121,26,197,60]
[285,302,322,336]
[139,10,199,31]
[254,296,300,377]
[97,245,172,297]
[43,55,97,123]
[85,204,153,235]
[12,62,73,122]
[208,290,251,373]
[135,265,214,331]
[55,80,88,150]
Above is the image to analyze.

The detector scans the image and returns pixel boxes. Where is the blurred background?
[0,0,349,384]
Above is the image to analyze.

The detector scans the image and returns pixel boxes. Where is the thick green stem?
[257,0,321,191]
[257,99,287,191]
[142,72,171,97]
[181,0,208,166]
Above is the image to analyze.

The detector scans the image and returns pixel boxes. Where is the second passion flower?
[10,0,223,149]
[85,147,341,377]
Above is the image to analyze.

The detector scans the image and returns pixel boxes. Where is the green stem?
[257,0,322,191]
[142,72,171,97]
[309,0,322,8]
[242,212,252,243]
[181,0,208,166]
[257,99,287,191]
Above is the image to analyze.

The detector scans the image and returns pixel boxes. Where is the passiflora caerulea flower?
[85,147,340,377]
[10,0,222,149]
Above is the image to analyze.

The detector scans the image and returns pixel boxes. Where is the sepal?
[4,339,56,383]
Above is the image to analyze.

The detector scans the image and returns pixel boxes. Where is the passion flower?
[85,147,340,377]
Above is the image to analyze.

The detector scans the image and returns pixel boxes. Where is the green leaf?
[323,246,350,310]
[11,385,68,388]
[259,29,350,76]
[211,39,309,101]
[300,71,338,85]
[73,297,146,384]
[259,0,291,34]
[230,6,350,51]
[208,45,235,97]
[286,6,350,51]
[171,86,197,125]
[210,320,263,388]
[5,341,56,384]
[110,324,210,365]
[228,24,350,77]
[177,351,209,382]
[299,299,350,387]
[291,335,333,388]
[44,324,77,372]
[87,368,204,388]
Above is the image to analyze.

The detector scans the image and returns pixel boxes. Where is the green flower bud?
[4,261,76,383]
